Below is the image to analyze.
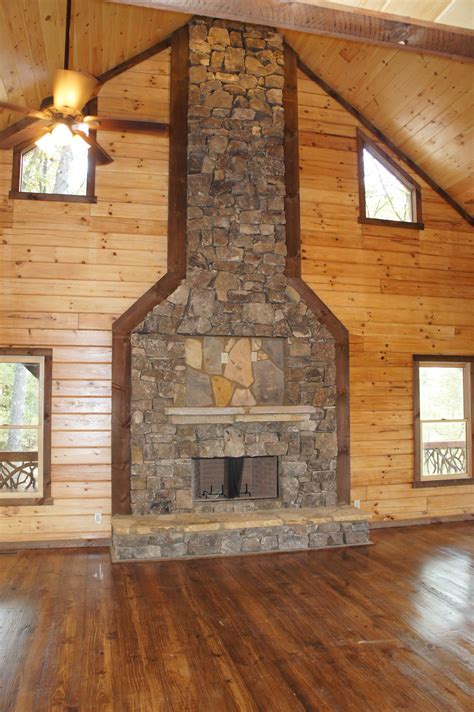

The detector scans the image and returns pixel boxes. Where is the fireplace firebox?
[194,456,278,501]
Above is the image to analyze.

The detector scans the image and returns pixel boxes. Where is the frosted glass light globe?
[71,133,90,155]
[35,132,56,156]
[51,123,72,147]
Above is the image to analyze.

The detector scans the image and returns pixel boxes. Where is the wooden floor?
[0,523,472,711]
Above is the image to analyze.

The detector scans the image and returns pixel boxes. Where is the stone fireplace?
[112,17,370,560]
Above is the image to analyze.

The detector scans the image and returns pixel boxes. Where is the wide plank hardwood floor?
[0,522,472,711]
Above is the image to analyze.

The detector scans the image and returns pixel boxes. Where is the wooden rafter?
[107,0,474,61]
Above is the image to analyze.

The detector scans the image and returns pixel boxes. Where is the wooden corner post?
[283,43,351,505]
[111,24,189,516]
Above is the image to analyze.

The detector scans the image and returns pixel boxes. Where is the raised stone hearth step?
[111,506,371,561]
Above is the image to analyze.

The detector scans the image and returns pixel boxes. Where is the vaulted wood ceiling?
[296,1,474,30]
[0,0,472,215]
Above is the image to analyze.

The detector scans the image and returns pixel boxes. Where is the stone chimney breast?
[130,18,338,516]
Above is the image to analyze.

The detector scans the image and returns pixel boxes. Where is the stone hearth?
[111,17,370,561]
[112,506,371,561]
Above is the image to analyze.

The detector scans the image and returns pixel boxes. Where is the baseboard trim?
[370,514,473,529]
[0,537,111,552]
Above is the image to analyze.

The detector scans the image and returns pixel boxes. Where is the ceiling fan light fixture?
[51,122,73,147]
[35,132,56,156]
[52,69,99,115]
[71,132,90,154]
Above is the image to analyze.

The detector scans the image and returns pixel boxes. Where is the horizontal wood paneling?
[298,69,474,522]
[0,52,170,542]
[287,36,473,215]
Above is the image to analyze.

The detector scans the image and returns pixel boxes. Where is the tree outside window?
[20,141,89,195]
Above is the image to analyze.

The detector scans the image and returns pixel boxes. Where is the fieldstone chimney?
[130,18,338,516]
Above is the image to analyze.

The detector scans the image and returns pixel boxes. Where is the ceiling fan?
[0,0,112,164]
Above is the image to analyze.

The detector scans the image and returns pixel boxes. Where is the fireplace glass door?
[194,456,278,501]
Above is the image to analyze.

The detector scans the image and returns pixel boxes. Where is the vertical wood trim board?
[111,25,189,516]
[284,43,351,504]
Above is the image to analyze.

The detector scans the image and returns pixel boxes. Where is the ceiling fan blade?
[82,115,101,129]
[52,69,99,113]
[0,101,45,120]
[73,130,113,165]
[0,118,51,150]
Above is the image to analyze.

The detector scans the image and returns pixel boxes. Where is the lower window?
[414,357,473,485]
[0,350,52,502]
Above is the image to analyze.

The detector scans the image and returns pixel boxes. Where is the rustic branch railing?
[423,442,466,476]
[0,451,38,491]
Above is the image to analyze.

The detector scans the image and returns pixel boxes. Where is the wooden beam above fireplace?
[107,0,474,61]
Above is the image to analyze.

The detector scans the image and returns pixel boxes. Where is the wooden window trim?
[413,355,474,488]
[9,99,98,204]
[357,129,424,229]
[0,349,53,506]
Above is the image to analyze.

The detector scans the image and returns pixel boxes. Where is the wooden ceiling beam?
[107,0,474,61]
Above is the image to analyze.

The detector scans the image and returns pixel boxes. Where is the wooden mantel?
[107,0,474,61]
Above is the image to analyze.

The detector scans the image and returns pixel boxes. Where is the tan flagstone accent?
[211,375,235,406]
[185,338,203,370]
[224,337,254,387]
[231,387,257,406]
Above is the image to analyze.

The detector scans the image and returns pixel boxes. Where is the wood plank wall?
[0,50,170,542]
[0,47,472,540]
[298,68,474,522]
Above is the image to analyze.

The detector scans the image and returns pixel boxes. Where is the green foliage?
[363,149,412,222]
[420,366,466,443]
[21,144,88,195]
[0,363,39,451]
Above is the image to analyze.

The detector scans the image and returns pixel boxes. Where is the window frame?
[357,129,424,230]
[413,355,474,488]
[9,99,98,204]
[0,349,52,506]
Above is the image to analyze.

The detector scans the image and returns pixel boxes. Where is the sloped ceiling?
[0,0,472,215]
[0,0,189,128]
[285,30,473,213]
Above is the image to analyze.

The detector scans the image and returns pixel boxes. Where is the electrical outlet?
[251,351,258,362]
[353,499,361,508]
[94,512,103,524]
[221,352,229,363]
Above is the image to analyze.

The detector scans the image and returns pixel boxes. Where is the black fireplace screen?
[194,456,278,500]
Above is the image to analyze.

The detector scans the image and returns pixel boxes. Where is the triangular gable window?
[357,130,423,229]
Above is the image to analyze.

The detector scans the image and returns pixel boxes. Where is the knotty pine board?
[0,52,170,543]
[298,69,474,522]
[287,33,473,211]
[0,52,471,540]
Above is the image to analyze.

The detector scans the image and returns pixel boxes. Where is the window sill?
[413,478,473,488]
[9,191,97,204]
[0,497,53,507]
[358,216,424,230]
